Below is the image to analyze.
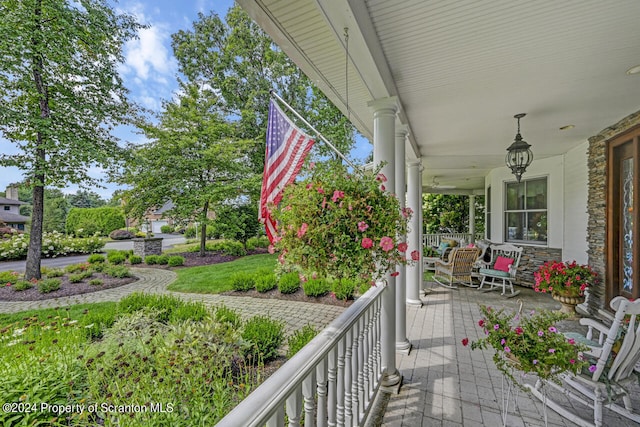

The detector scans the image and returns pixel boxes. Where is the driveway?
[0,234,187,272]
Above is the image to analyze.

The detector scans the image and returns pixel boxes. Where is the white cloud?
[124,25,176,82]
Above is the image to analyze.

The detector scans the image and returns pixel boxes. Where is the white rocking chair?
[525,296,640,427]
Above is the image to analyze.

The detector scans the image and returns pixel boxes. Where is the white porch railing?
[423,232,484,248]
[217,284,385,427]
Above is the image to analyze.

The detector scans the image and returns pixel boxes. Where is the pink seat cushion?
[494,256,514,272]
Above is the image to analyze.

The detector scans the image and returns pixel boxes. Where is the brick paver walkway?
[0,268,345,335]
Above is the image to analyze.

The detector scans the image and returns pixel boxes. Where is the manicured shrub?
[38,278,61,294]
[103,265,131,279]
[87,254,106,264]
[167,255,185,267]
[169,301,209,322]
[144,255,159,265]
[255,271,277,293]
[332,278,357,301]
[65,263,92,274]
[66,207,125,237]
[160,224,174,234]
[0,271,21,285]
[89,279,103,286]
[214,305,242,328]
[303,278,331,297]
[231,272,255,291]
[69,273,85,283]
[246,235,270,250]
[129,255,142,265]
[184,226,196,238]
[186,239,247,256]
[44,268,64,278]
[278,272,300,294]
[242,315,284,362]
[106,251,126,265]
[109,229,134,240]
[156,254,169,265]
[81,309,117,339]
[287,325,318,358]
[12,280,33,292]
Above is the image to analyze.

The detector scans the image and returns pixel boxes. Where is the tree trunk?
[199,200,209,257]
[25,0,48,281]
[25,182,44,280]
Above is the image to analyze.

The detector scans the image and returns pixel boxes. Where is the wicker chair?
[433,247,481,289]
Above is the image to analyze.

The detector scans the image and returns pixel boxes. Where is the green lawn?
[167,253,278,293]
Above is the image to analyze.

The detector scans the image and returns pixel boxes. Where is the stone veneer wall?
[586,110,640,314]
[133,237,163,258]
[517,246,562,287]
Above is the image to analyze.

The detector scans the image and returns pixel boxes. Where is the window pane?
[506,182,524,210]
[506,212,525,240]
[527,212,547,242]
[526,178,547,209]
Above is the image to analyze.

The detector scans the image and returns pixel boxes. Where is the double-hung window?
[505,177,547,243]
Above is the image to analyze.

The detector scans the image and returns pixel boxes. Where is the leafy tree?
[423,194,485,235]
[209,203,260,245]
[171,5,356,168]
[0,0,143,279]
[16,184,67,233]
[66,189,106,208]
[119,83,254,256]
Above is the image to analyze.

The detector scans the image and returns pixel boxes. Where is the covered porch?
[221,1,640,425]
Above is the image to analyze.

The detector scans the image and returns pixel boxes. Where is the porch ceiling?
[238,0,640,192]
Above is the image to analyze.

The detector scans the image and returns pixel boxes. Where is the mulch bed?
[0,248,354,307]
[0,273,137,302]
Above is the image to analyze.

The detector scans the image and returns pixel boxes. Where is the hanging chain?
[344,27,350,123]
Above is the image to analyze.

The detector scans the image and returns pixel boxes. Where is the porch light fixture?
[505,113,533,182]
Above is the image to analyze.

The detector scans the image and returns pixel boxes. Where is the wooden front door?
[607,130,640,302]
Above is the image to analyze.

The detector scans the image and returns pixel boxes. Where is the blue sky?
[0,0,372,200]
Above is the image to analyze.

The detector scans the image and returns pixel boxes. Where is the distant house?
[0,186,29,231]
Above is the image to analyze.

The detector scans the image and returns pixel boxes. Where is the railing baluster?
[358,313,367,418]
[286,384,303,426]
[374,295,382,382]
[327,348,337,427]
[303,372,316,427]
[317,357,328,427]
[344,329,353,427]
[337,337,346,426]
[266,405,285,427]
[350,322,360,426]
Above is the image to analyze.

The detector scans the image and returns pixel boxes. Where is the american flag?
[259,100,315,243]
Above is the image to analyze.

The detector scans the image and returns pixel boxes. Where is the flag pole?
[269,90,361,173]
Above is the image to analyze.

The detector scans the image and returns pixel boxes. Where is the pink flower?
[500,338,506,345]
[548,326,557,333]
[297,223,308,238]
[380,237,394,252]
[397,242,408,252]
[478,319,485,327]
[411,250,420,261]
[321,197,327,209]
[549,348,556,353]
[402,207,413,218]
[515,327,523,335]
[366,205,372,212]
[589,365,597,373]
[568,338,576,345]
[533,359,538,365]
[317,187,325,194]
[461,338,469,347]
[494,324,500,330]
[570,359,576,364]
[380,185,386,191]
[306,183,313,190]
[331,190,345,203]
[538,330,544,336]
[268,245,275,254]
[376,173,387,182]
[357,221,369,232]
[361,237,373,249]
[504,346,511,353]
[391,271,399,277]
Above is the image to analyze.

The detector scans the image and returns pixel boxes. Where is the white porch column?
[406,160,423,306]
[469,194,476,243]
[369,97,401,390]
[395,125,411,354]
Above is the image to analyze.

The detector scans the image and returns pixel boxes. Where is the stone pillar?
[469,194,476,243]
[132,237,163,258]
[368,97,401,391]
[395,125,411,354]
[406,160,423,306]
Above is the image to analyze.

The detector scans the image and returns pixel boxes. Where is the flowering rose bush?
[271,163,411,282]
[463,305,589,385]
[533,261,598,298]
